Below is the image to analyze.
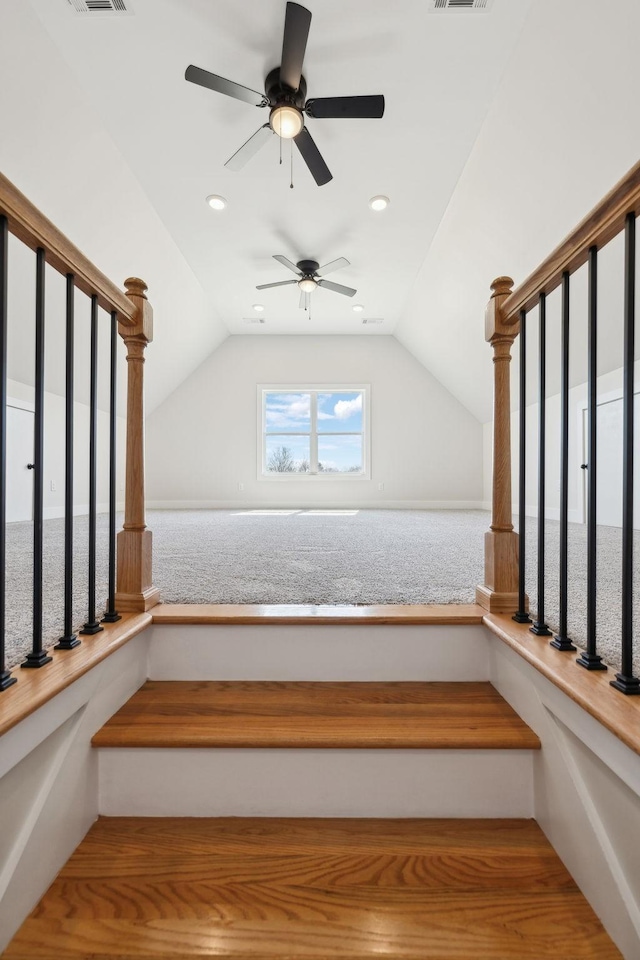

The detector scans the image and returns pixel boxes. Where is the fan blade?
[256,280,298,290]
[225,125,273,171]
[280,2,311,91]
[185,66,266,107]
[273,255,302,276]
[299,290,310,310]
[306,95,385,119]
[317,257,349,277]
[317,279,357,298]
[294,127,332,186]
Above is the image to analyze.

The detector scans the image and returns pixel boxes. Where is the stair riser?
[147,624,490,681]
[98,748,534,818]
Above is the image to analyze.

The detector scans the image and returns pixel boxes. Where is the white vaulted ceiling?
[3,0,640,418]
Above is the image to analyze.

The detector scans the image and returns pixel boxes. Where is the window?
[259,386,369,478]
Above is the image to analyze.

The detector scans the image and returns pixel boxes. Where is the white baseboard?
[38,502,125,521]
[0,635,150,953]
[146,500,488,511]
[511,504,583,524]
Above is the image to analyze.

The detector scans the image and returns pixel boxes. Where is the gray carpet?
[3,508,639,679]
[4,514,111,672]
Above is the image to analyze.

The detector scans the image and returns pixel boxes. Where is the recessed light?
[369,195,390,212]
[253,304,265,312]
[206,194,227,210]
[352,304,365,313]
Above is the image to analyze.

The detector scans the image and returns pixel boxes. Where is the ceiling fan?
[185,2,385,186]
[257,255,356,309]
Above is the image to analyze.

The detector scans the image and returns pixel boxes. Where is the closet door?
[6,403,34,523]
[584,393,640,528]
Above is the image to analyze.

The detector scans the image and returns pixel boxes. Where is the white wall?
[145,335,483,508]
[0,0,227,416]
[396,0,640,423]
[6,380,125,521]
[483,361,640,526]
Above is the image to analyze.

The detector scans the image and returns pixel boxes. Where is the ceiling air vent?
[242,317,265,325]
[66,0,132,15]
[362,318,383,325]
[429,0,492,11]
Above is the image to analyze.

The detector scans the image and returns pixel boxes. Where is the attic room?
[1,0,640,958]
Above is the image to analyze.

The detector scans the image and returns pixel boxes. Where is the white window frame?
[258,384,370,480]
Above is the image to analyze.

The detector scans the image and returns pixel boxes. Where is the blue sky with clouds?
[265,392,363,471]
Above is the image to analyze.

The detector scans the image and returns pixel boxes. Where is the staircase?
[1,611,624,958]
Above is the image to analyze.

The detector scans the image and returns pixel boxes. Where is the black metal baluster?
[577,247,606,669]
[531,294,552,636]
[0,217,16,689]
[81,296,103,635]
[552,272,576,651]
[612,214,640,694]
[514,309,531,623]
[56,275,80,650]
[22,248,52,668]
[102,310,120,624]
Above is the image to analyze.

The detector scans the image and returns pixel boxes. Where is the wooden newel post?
[115,277,160,612]
[476,276,522,613]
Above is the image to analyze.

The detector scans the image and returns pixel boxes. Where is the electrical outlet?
[50,480,56,492]
[378,482,384,491]
[238,482,244,491]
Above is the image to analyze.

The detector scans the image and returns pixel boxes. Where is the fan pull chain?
[290,139,294,189]
[279,136,282,165]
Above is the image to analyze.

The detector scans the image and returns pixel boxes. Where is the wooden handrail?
[503,158,640,323]
[0,172,136,325]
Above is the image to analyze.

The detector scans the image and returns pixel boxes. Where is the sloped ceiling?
[2,0,640,420]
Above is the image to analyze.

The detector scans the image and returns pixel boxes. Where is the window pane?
[318,435,363,473]
[317,391,363,433]
[265,436,310,473]
[265,392,310,433]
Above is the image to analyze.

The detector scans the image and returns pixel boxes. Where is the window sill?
[259,473,369,481]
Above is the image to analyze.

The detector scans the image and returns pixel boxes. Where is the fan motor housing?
[265,67,307,108]
[297,260,319,274]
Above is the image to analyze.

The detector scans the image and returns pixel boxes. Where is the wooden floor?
[91,681,541,750]
[4,817,621,959]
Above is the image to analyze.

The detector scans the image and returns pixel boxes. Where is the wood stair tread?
[91,681,541,750]
[3,816,621,959]
[151,603,486,625]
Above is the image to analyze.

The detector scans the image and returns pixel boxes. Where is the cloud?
[334,395,362,420]
[266,393,311,429]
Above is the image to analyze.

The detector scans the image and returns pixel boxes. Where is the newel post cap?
[490,276,514,299]
[485,276,515,342]
[122,276,153,343]
[124,277,149,300]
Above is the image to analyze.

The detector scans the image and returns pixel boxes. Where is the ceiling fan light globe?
[298,277,317,293]
[270,105,304,139]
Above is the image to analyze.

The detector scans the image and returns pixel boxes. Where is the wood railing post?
[476,276,523,613]
[115,277,160,612]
